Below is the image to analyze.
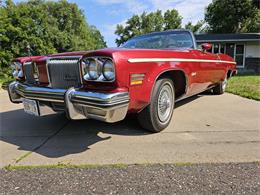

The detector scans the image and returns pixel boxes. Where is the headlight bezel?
[10,61,23,79]
[32,62,39,80]
[14,62,22,71]
[81,56,116,82]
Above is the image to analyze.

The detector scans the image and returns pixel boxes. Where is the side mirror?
[201,43,212,52]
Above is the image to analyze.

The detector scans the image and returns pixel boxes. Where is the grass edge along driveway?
[226,74,260,101]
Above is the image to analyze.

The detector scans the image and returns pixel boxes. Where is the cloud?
[103,19,127,44]
[173,0,212,24]
[150,0,212,24]
[95,0,212,24]
[94,0,149,15]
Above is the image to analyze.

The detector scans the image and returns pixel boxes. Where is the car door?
[192,49,222,87]
[186,50,217,95]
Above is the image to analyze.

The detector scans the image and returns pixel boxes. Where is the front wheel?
[137,78,175,133]
[212,77,228,95]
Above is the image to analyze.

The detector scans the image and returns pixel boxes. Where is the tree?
[205,0,260,33]
[164,9,182,30]
[184,20,206,33]
[0,0,106,68]
[115,9,182,46]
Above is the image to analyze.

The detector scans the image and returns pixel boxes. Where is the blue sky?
[14,0,212,47]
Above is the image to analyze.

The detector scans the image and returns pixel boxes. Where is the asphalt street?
[1,163,259,194]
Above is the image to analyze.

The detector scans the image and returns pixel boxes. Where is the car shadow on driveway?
[0,94,202,158]
[0,108,149,158]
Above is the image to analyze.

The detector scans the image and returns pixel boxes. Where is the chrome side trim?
[128,58,236,64]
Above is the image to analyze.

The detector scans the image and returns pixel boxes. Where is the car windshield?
[122,31,194,49]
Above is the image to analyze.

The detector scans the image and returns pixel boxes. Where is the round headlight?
[88,59,100,80]
[102,60,115,81]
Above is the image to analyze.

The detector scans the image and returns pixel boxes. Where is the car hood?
[49,51,91,57]
[87,47,190,54]
[83,47,192,60]
[13,56,43,63]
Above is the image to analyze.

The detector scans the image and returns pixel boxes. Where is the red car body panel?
[49,51,89,57]
[81,48,236,112]
[14,56,43,64]
[15,43,236,114]
[8,30,237,129]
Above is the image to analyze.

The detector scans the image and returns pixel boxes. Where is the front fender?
[126,61,188,112]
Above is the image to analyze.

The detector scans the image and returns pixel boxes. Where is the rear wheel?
[137,78,175,133]
[212,76,228,95]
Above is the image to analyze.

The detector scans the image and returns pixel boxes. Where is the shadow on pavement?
[0,93,206,158]
[0,108,148,158]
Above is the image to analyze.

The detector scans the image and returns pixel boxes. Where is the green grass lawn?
[226,74,260,101]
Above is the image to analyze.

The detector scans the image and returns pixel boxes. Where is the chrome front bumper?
[8,81,130,123]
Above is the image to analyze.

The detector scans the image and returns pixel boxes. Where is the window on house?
[213,44,219,53]
[226,43,235,58]
[235,44,244,67]
[211,43,225,54]
[220,44,225,53]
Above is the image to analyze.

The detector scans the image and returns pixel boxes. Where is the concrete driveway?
[0,89,260,168]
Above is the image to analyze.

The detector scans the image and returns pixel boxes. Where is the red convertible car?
[8,30,236,132]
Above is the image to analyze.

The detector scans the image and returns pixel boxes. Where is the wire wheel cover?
[157,83,173,122]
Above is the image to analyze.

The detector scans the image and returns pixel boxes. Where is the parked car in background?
[8,30,236,132]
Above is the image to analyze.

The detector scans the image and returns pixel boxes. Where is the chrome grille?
[24,61,35,84]
[47,57,81,89]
